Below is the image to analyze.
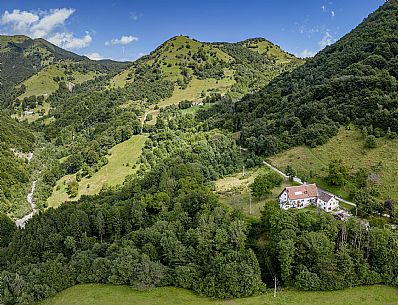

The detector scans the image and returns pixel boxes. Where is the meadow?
[47,135,147,207]
[215,167,294,217]
[40,284,398,305]
[18,64,98,99]
[269,128,398,201]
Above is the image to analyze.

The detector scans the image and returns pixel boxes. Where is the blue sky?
[0,0,386,61]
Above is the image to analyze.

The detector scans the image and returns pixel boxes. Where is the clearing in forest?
[47,135,147,207]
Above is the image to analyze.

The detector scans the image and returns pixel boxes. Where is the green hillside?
[0,113,35,216]
[0,35,84,97]
[269,128,398,202]
[201,1,398,165]
[18,64,100,100]
[110,35,302,104]
[231,0,398,156]
[47,134,147,207]
[37,35,300,210]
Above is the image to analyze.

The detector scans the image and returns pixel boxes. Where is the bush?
[365,135,377,148]
[295,269,321,291]
[250,171,283,198]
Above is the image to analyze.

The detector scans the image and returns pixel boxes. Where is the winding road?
[15,180,37,228]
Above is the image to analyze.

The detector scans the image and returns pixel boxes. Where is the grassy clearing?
[215,167,292,217]
[182,103,212,114]
[269,128,398,201]
[143,70,235,125]
[40,284,398,305]
[109,68,133,88]
[158,70,235,108]
[47,135,147,208]
[12,101,52,123]
[18,64,98,99]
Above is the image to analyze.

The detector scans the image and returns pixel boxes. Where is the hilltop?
[0,35,83,92]
[0,34,128,113]
[109,35,302,101]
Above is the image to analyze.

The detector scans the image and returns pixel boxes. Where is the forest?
[0,114,34,215]
[1,146,398,304]
[1,1,398,304]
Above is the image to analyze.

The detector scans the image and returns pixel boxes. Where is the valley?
[1,1,398,304]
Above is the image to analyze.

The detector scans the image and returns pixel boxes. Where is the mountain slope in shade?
[0,35,84,90]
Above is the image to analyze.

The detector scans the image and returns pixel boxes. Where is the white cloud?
[299,49,317,58]
[31,8,75,37]
[331,11,335,17]
[0,8,92,49]
[105,35,138,46]
[85,52,104,60]
[318,31,334,49]
[0,10,38,33]
[48,32,92,49]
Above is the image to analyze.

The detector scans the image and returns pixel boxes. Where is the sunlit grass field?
[40,284,398,305]
[47,135,147,207]
[269,128,398,202]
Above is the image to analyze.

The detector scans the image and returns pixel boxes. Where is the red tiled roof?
[286,184,318,200]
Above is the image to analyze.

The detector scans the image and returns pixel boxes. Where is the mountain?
[0,35,84,91]
[109,35,302,102]
[0,35,129,110]
[0,34,300,215]
[211,0,398,155]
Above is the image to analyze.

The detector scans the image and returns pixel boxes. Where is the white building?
[278,184,339,212]
[317,190,339,212]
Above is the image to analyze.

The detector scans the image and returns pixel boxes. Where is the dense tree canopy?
[201,1,398,156]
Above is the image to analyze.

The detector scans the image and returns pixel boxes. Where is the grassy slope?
[158,69,235,108]
[47,135,147,207]
[240,39,296,62]
[14,63,99,123]
[108,68,133,88]
[109,36,233,89]
[269,128,398,201]
[215,167,293,216]
[144,69,235,125]
[18,64,98,99]
[40,284,398,305]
